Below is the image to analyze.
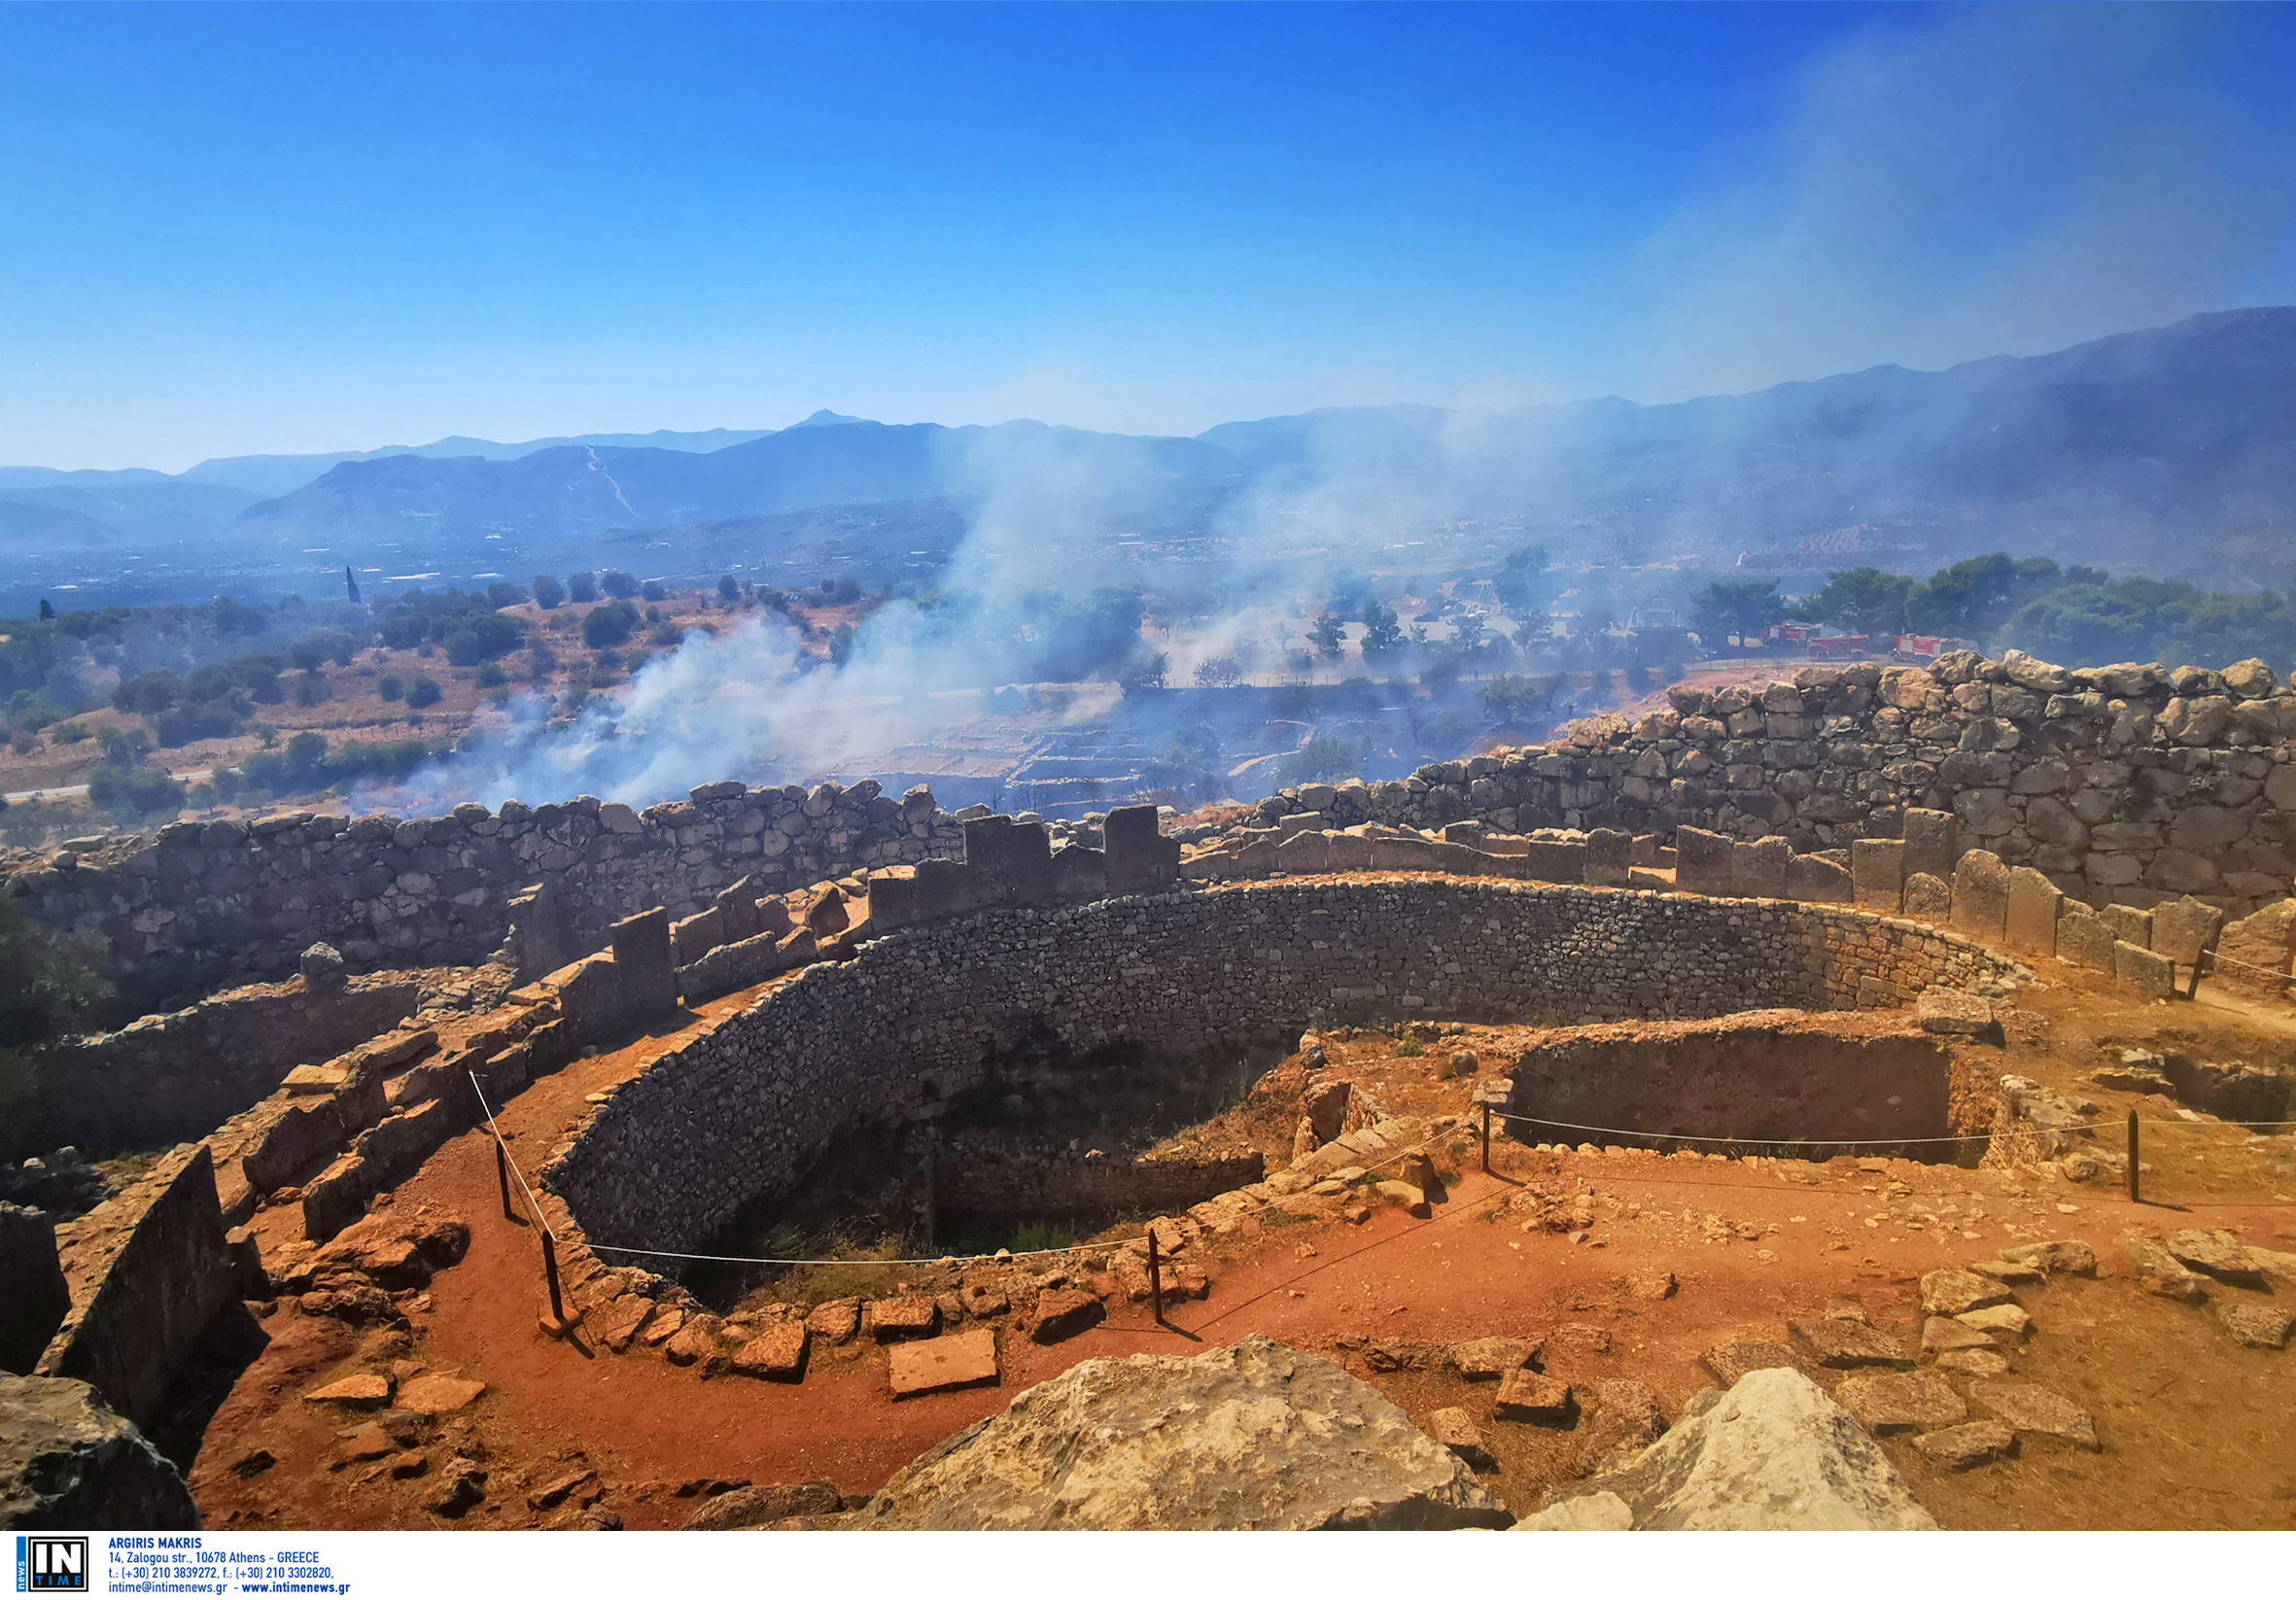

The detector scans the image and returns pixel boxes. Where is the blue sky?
[4,2,2293,470]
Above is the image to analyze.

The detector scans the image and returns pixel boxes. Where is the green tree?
[1903,554,2062,640]
[600,569,641,600]
[717,574,740,603]
[532,574,567,609]
[87,762,185,820]
[1192,654,1245,687]
[566,571,599,604]
[407,676,442,709]
[1359,596,1406,657]
[1691,579,1787,643]
[1492,545,1549,614]
[1308,613,1345,660]
[1801,567,1916,637]
[581,601,639,649]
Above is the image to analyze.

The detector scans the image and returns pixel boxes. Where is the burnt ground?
[184,948,2296,1532]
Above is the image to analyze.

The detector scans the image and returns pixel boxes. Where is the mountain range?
[9,307,2296,593]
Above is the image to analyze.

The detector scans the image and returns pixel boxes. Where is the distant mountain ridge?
[9,307,2296,584]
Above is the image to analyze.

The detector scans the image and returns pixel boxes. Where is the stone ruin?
[8,647,2296,1528]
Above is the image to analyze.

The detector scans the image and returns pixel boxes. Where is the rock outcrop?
[0,1374,198,1530]
[1520,1367,1936,1531]
[852,1335,1512,1530]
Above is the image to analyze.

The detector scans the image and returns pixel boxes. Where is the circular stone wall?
[543,878,2021,1260]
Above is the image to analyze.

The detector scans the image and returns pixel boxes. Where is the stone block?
[1103,805,1181,896]
[961,816,1057,907]
[714,877,760,943]
[1673,827,1734,895]
[1785,853,1853,903]
[1,1204,71,1375]
[1903,872,1953,921]
[1850,838,1905,912]
[1788,1317,1911,1370]
[2213,901,2296,1000]
[669,907,724,968]
[887,1329,999,1399]
[36,1145,234,1426]
[1903,808,1961,882]
[2150,895,2224,967]
[1583,828,1631,887]
[1050,843,1107,902]
[1730,836,1792,898]
[729,1321,809,1381]
[1833,1371,1967,1436]
[1494,1369,1574,1423]
[609,907,677,1023]
[2003,867,2062,957]
[2101,903,2152,946]
[2114,940,2175,1001]
[2054,908,2117,972]
[1951,850,2010,942]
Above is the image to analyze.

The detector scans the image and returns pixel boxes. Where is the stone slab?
[1952,850,2010,942]
[1833,1371,1967,1435]
[393,1374,486,1415]
[1699,1340,1798,1388]
[1967,1381,2098,1450]
[1494,1369,1574,1423]
[1790,1317,1912,1369]
[1851,838,1905,912]
[1911,1420,2015,1471]
[2004,867,2062,957]
[887,1329,999,1399]
[729,1322,809,1381]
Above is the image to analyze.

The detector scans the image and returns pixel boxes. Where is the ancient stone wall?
[931,1147,1269,1223]
[544,878,2020,1261]
[16,650,2279,1022]
[35,1144,234,1426]
[1252,651,2296,922]
[4,781,965,1016]
[31,973,423,1157]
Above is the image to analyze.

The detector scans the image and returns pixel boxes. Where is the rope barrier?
[482,1063,2288,1278]
[574,1117,1472,1271]
[470,1070,554,1242]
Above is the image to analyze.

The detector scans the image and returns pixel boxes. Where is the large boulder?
[852,1335,1511,1530]
[0,1374,198,1529]
[1520,1368,1935,1531]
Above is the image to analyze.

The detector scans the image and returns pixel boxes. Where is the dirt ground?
[184,949,2296,1532]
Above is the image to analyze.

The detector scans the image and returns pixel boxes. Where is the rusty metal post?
[2127,1112,2140,1204]
[1147,1228,1163,1324]
[541,1230,566,1323]
[1481,1104,1492,1173]
[495,1138,516,1221]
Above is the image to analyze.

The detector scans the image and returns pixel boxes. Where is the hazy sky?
[4,2,2293,470]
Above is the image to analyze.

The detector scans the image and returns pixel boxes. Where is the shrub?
[111,669,183,715]
[581,601,639,649]
[87,762,186,820]
[486,580,527,609]
[473,662,506,688]
[566,571,599,604]
[717,574,740,602]
[640,579,666,603]
[531,574,567,609]
[407,677,442,709]
[378,674,404,701]
[292,670,330,707]
[600,569,641,600]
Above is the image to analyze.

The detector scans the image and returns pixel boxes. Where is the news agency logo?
[15,1537,88,1593]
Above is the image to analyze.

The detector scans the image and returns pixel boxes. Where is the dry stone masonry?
[543,876,2021,1265]
[1247,651,2296,921]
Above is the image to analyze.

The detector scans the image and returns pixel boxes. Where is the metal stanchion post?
[1481,1104,1492,1174]
[2127,1112,2140,1204]
[496,1139,516,1221]
[1147,1229,1164,1324]
[541,1231,566,1324]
